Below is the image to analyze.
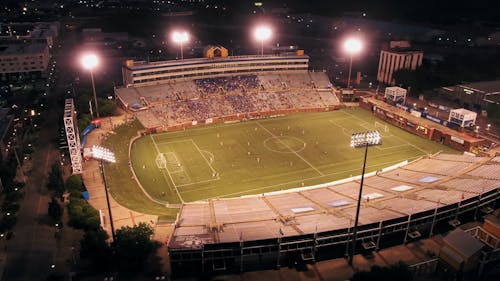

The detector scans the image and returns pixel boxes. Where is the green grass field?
[129,109,457,204]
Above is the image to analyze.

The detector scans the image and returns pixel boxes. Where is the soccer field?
[130,109,457,204]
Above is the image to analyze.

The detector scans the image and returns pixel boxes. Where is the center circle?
[263,136,306,153]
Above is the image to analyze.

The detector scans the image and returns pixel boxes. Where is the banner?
[410,109,421,118]
[451,136,464,144]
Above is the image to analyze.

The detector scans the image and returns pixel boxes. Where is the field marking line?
[150,135,185,203]
[198,156,422,199]
[340,110,370,125]
[388,134,430,155]
[201,150,215,163]
[256,121,324,176]
[154,138,194,146]
[190,139,218,175]
[182,149,419,196]
[373,143,412,151]
[328,120,352,137]
[177,177,221,188]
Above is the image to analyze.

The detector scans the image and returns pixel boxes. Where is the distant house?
[439,228,484,272]
[440,80,500,110]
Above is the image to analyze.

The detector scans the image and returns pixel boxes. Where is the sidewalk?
[81,114,157,237]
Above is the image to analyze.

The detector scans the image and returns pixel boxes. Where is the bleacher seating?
[115,72,341,128]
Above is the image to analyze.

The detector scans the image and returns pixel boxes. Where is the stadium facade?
[168,153,500,275]
[121,51,309,87]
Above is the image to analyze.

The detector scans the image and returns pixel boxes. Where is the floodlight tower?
[343,38,363,89]
[348,131,382,266]
[81,53,100,118]
[172,31,189,60]
[254,26,272,56]
[92,145,117,241]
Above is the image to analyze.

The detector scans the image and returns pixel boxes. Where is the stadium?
[86,46,500,276]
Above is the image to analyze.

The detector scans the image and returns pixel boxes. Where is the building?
[121,50,309,87]
[440,80,500,110]
[0,22,59,48]
[448,108,477,128]
[377,46,423,85]
[439,228,484,273]
[0,43,50,81]
[384,86,407,104]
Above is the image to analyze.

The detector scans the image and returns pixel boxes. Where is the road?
[3,23,83,280]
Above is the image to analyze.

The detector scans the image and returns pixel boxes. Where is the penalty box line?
[150,135,185,203]
[154,137,220,186]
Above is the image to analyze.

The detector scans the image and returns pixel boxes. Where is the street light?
[172,31,189,60]
[348,131,382,266]
[343,38,363,89]
[254,26,272,56]
[92,145,116,241]
[81,53,100,118]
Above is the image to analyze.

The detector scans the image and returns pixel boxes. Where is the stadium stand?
[168,153,500,274]
[115,71,339,130]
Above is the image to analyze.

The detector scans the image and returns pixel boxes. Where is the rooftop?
[126,53,310,70]
[451,108,477,115]
[458,80,500,94]
[443,228,484,257]
[0,43,47,55]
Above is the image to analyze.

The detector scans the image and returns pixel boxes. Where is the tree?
[80,229,112,272]
[97,97,117,117]
[47,162,64,196]
[48,197,62,220]
[67,197,100,230]
[65,175,83,192]
[113,222,159,271]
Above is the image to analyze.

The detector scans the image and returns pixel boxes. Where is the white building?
[377,49,423,85]
[384,86,407,104]
[448,108,477,128]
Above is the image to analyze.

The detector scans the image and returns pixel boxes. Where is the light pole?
[92,145,117,241]
[343,38,363,89]
[348,131,382,266]
[81,53,100,118]
[172,31,189,60]
[254,26,272,56]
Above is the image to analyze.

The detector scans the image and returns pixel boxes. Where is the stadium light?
[81,53,100,118]
[343,37,363,89]
[172,31,189,60]
[92,145,117,241]
[254,26,272,56]
[350,131,381,148]
[348,131,382,266]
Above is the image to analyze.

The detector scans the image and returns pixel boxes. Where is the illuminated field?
[129,109,457,204]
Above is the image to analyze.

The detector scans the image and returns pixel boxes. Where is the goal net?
[374,121,389,132]
[155,153,167,169]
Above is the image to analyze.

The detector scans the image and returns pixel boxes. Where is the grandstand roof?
[169,153,500,249]
[123,54,310,71]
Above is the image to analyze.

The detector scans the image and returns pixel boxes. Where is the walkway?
[81,114,158,236]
